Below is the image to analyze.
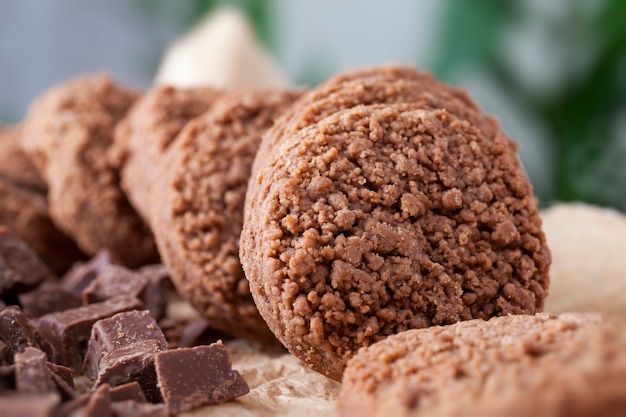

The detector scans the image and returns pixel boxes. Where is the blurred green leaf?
[434,0,626,211]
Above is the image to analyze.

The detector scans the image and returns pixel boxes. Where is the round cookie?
[112,85,220,223]
[0,176,85,274]
[240,104,550,380]
[152,90,301,343]
[0,125,46,192]
[251,65,498,181]
[339,313,626,417]
[21,75,158,268]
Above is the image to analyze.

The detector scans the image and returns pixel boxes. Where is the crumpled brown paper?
[181,339,340,417]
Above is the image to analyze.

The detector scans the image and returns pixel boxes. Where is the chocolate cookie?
[339,313,626,417]
[240,104,550,380]
[0,126,46,192]
[152,90,300,343]
[251,66,498,181]
[21,75,158,268]
[0,126,85,273]
[0,177,85,274]
[112,86,220,223]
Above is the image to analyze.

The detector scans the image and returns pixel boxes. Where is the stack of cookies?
[0,65,625,416]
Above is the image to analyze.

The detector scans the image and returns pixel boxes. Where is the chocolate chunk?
[46,362,73,388]
[79,383,112,417]
[35,296,143,372]
[15,347,55,394]
[155,344,249,413]
[0,364,16,391]
[0,392,60,416]
[178,318,225,348]
[137,264,171,321]
[94,339,162,403]
[109,381,146,403]
[0,306,53,363]
[61,250,111,297]
[47,362,77,401]
[111,400,167,417]
[0,340,8,364]
[82,265,147,305]
[83,310,167,379]
[0,227,56,303]
[19,282,82,318]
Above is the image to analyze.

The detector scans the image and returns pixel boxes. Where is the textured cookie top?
[113,85,220,222]
[21,75,158,267]
[241,104,550,380]
[153,90,300,343]
[339,313,626,417]
[110,86,219,223]
[252,66,497,181]
[0,126,46,192]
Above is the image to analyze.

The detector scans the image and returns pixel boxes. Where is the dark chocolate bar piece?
[0,306,53,363]
[35,296,143,372]
[137,264,171,321]
[111,400,167,417]
[0,340,8,364]
[95,339,162,403]
[47,362,76,401]
[79,383,112,417]
[61,249,111,297]
[177,318,225,348]
[0,364,16,391]
[155,343,249,413]
[83,310,167,379]
[82,265,147,305]
[14,347,55,394]
[18,282,82,318]
[109,381,146,403]
[0,227,56,303]
[0,392,60,417]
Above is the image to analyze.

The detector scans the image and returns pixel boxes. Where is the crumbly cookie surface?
[153,90,300,343]
[0,126,47,192]
[21,75,157,267]
[241,104,550,380]
[339,313,626,417]
[112,85,220,222]
[252,66,497,182]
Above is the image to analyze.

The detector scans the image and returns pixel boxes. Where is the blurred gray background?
[1,0,624,210]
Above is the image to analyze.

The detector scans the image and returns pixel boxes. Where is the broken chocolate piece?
[178,318,225,348]
[109,381,146,403]
[111,400,167,417]
[47,362,77,401]
[0,306,53,363]
[15,347,55,394]
[0,340,7,364]
[155,343,249,413]
[79,383,112,417]
[19,282,82,318]
[35,296,143,372]
[0,392,60,417]
[95,339,162,403]
[0,364,15,391]
[46,362,74,388]
[137,264,171,321]
[82,265,147,305]
[61,250,111,297]
[83,310,167,379]
[0,227,56,303]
